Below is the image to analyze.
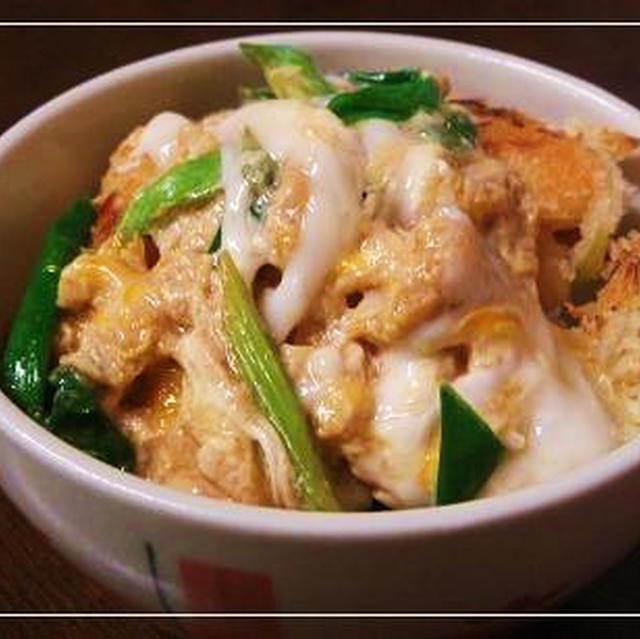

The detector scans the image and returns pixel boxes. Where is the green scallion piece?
[1,198,96,420]
[436,384,505,506]
[117,151,222,240]
[239,42,333,99]
[347,67,422,86]
[328,76,441,125]
[219,250,340,511]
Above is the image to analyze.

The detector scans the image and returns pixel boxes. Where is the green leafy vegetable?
[2,199,135,471]
[436,384,505,506]
[117,151,222,240]
[48,367,135,472]
[219,250,339,511]
[328,76,441,125]
[2,199,96,420]
[334,66,476,150]
[348,67,422,86]
[239,42,333,99]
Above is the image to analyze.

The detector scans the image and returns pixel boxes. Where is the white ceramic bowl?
[1,31,640,622]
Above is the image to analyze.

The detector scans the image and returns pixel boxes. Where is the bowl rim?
[2,29,640,540]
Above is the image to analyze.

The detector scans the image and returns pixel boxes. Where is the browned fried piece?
[579,126,639,162]
[569,232,640,438]
[575,231,640,332]
[599,234,640,309]
[459,100,608,231]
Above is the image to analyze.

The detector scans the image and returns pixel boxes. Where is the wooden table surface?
[2,22,640,637]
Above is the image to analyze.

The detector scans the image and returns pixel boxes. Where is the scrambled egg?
[55,93,638,510]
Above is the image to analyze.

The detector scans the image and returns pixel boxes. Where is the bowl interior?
[2,30,640,534]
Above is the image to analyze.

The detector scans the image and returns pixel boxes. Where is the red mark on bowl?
[179,558,277,613]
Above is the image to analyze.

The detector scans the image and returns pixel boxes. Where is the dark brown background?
[3,21,640,638]
[4,0,640,22]
[3,25,640,135]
